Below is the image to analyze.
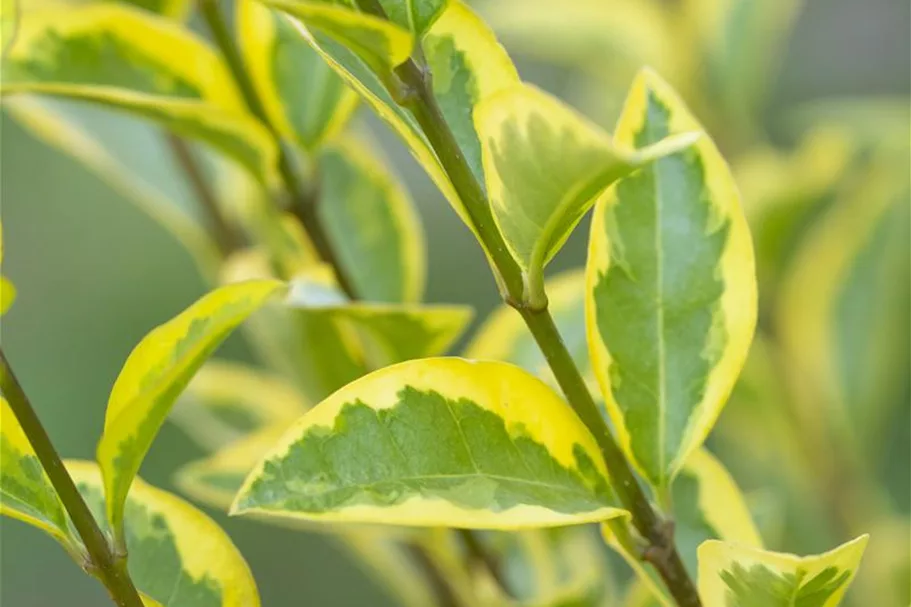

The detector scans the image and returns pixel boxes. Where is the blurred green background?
[1,0,908,604]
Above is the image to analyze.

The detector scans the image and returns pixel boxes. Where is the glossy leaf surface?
[233,358,626,528]
[697,535,868,607]
[477,82,697,292]
[70,461,260,607]
[586,68,756,490]
[97,280,284,541]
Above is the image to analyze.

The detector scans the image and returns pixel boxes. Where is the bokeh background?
[1,0,908,604]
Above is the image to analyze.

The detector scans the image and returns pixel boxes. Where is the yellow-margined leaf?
[697,535,868,607]
[232,358,628,528]
[603,448,761,606]
[586,68,756,491]
[318,135,426,303]
[219,251,368,403]
[171,360,307,452]
[269,0,518,251]
[0,397,73,549]
[97,280,285,544]
[476,82,699,301]
[465,268,597,394]
[4,96,221,280]
[67,461,260,607]
[259,0,412,77]
[0,4,278,182]
[777,156,910,453]
[238,0,358,149]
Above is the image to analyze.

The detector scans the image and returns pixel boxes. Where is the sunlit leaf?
[270,0,518,249]
[697,535,868,607]
[604,449,761,606]
[476,82,698,300]
[97,280,285,544]
[465,268,596,393]
[0,397,73,549]
[318,135,426,303]
[0,4,278,182]
[232,358,627,528]
[259,0,412,77]
[5,96,221,280]
[586,68,757,491]
[777,156,911,453]
[171,360,307,452]
[68,461,260,607]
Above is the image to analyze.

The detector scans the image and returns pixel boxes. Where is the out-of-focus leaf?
[852,518,910,607]
[1,4,278,182]
[586,68,756,491]
[681,0,803,135]
[232,358,627,529]
[238,0,358,149]
[5,96,221,279]
[778,157,911,453]
[259,0,412,77]
[219,250,368,403]
[697,535,868,607]
[735,127,852,301]
[787,97,911,155]
[0,220,15,315]
[476,82,698,299]
[68,461,260,607]
[318,135,426,303]
[171,360,306,452]
[0,397,73,549]
[465,268,596,393]
[604,449,761,606]
[97,280,284,544]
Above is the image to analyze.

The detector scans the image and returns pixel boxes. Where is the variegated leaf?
[69,461,260,607]
[97,280,285,544]
[318,135,426,303]
[232,358,627,528]
[586,68,757,490]
[171,360,306,452]
[0,397,72,549]
[697,535,869,607]
[476,82,698,300]
[269,0,519,248]
[1,4,278,182]
[604,449,761,606]
[238,0,358,149]
[0,220,15,315]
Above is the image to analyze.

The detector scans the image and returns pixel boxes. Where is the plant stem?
[197,0,356,297]
[165,133,243,256]
[0,349,144,607]
[351,1,700,603]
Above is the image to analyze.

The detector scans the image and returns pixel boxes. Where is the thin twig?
[0,349,144,607]
[350,1,701,604]
[165,133,243,256]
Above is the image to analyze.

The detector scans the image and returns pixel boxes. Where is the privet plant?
[0,0,907,605]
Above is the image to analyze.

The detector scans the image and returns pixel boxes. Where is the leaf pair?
[1,280,283,605]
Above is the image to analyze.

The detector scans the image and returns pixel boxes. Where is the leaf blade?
[586,68,757,490]
[232,358,627,528]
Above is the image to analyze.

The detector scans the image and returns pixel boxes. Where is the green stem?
[165,133,243,256]
[197,0,356,297]
[0,349,144,607]
[352,2,700,604]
